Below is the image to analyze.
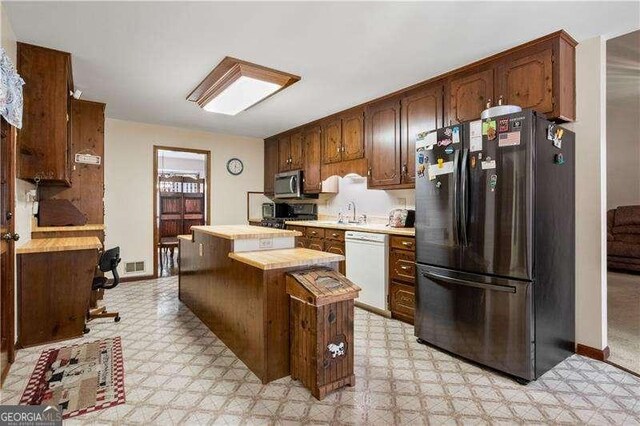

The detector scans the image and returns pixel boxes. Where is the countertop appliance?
[415,109,575,383]
[345,231,389,314]
[261,203,317,229]
[388,209,415,228]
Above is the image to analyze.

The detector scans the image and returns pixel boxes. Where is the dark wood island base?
[178,226,343,384]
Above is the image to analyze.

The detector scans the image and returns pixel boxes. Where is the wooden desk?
[17,237,102,347]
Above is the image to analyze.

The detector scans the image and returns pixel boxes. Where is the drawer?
[390,281,415,324]
[306,227,326,239]
[296,238,308,249]
[390,235,416,252]
[390,250,416,284]
[325,229,345,242]
[287,225,306,234]
[307,238,324,251]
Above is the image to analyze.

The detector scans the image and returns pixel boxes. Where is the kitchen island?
[179,225,344,383]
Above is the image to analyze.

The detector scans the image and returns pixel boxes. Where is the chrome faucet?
[347,201,357,223]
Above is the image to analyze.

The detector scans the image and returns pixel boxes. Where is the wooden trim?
[576,344,610,361]
[0,119,17,387]
[187,56,300,111]
[120,274,156,283]
[266,30,576,140]
[153,146,211,278]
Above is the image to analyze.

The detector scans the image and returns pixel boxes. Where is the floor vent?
[124,261,145,273]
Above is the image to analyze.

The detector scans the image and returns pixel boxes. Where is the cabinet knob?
[399,265,411,271]
[367,167,372,177]
[401,241,413,247]
[2,232,20,242]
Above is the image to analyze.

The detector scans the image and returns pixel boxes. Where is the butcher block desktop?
[179,225,343,383]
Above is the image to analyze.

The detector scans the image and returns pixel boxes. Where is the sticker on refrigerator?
[417,162,427,179]
[481,160,496,170]
[498,131,521,147]
[428,161,454,179]
[444,145,454,155]
[470,156,477,169]
[498,118,509,133]
[482,120,497,140]
[416,130,437,150]
[470,120,483,152]
[452,126,460,144]
[489,174,498,191]
[548,125,564,149]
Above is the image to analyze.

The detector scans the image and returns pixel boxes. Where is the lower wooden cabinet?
[325,241,346,275]
[390,281,416,325]
[307,238,324,252]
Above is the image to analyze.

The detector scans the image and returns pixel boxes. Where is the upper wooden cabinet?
[321,109,364,165]
[366,97,401,188]
[496,48,554,116]
[447,32,576,124]
[448,69,494,124]
[17,43,74,185]
[341,110,365,161]
[303,125,322,193]
[278,131,303,172]
[263,137,278,194]
[401,83,444,186]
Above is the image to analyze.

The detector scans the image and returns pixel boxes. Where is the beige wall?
[104,118,263,277]
[566,36,608,351]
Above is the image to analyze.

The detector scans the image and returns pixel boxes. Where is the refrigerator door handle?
[453,149,460,245]
[420,270,517,293]
[460,149,469,246]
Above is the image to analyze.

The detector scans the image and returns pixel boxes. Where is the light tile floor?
[1,276,639,425]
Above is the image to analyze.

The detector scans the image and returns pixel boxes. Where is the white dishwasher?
[345,231,389,314]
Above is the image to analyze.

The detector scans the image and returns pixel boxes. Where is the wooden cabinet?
[303,125,322,193]
[325,241,346,275]
[366,97,401,188]
[388,235,416,324]
[263,137,278,194]
[401,84,443,186]
[288,226,346,274]
[341,110,365,161]
[278,131,303,172]
[17,43,73,185]
[308,238,324,252]
[448,69,494,124]
[496,48,553,115]
[321,109,365,165]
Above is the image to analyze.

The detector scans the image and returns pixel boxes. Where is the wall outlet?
[259,238,274,249]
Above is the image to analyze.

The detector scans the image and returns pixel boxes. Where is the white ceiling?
[5,1,640,138]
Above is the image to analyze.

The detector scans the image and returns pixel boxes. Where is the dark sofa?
[607,205,640,273]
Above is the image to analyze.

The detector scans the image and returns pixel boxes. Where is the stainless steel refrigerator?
[414,109,575,382]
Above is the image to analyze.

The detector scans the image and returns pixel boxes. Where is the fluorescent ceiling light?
[187,57,300,116]
[202,76,281,115]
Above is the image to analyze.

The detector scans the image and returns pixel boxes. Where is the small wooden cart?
[286,268,361,400]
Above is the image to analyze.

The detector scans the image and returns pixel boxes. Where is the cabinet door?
[321,118,342,164]
[497,49,553,115]
[303,125,322,193]
[17,43,72,184]
[390,281,415,324]
[263,138,278,193]
[366,97,401,187]
[390,249,416,284]
[401,84,443,185]
[308,238,324,251]
[277,135,291,172]
[341,110,365,161]
[289,130,304,170]
[325,241,346,275]
[449,69,494,124]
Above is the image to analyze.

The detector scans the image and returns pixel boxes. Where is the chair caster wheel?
[114,316,121,322]
[84,327,90,334]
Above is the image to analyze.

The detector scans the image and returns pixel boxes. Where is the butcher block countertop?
[191,225,302,240]
[284,220,415,237]
[17,237,102,254]
[229,248,344,270]
[31,223,106,233]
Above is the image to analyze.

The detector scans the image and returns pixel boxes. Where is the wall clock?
[226,158,244,176]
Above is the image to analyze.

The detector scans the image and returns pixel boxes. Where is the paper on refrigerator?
[470,120,483,152]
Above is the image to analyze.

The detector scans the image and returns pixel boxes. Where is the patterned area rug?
[20,337,125,419]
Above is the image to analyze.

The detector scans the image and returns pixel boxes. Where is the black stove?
[260,203,317,229]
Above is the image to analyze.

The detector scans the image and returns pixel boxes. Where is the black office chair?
[87,247,121,324]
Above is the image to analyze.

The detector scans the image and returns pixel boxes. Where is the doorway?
[153,146,210,278]
[605,30,640,375]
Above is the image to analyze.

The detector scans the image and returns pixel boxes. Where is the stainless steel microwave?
[274,170,302,199]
